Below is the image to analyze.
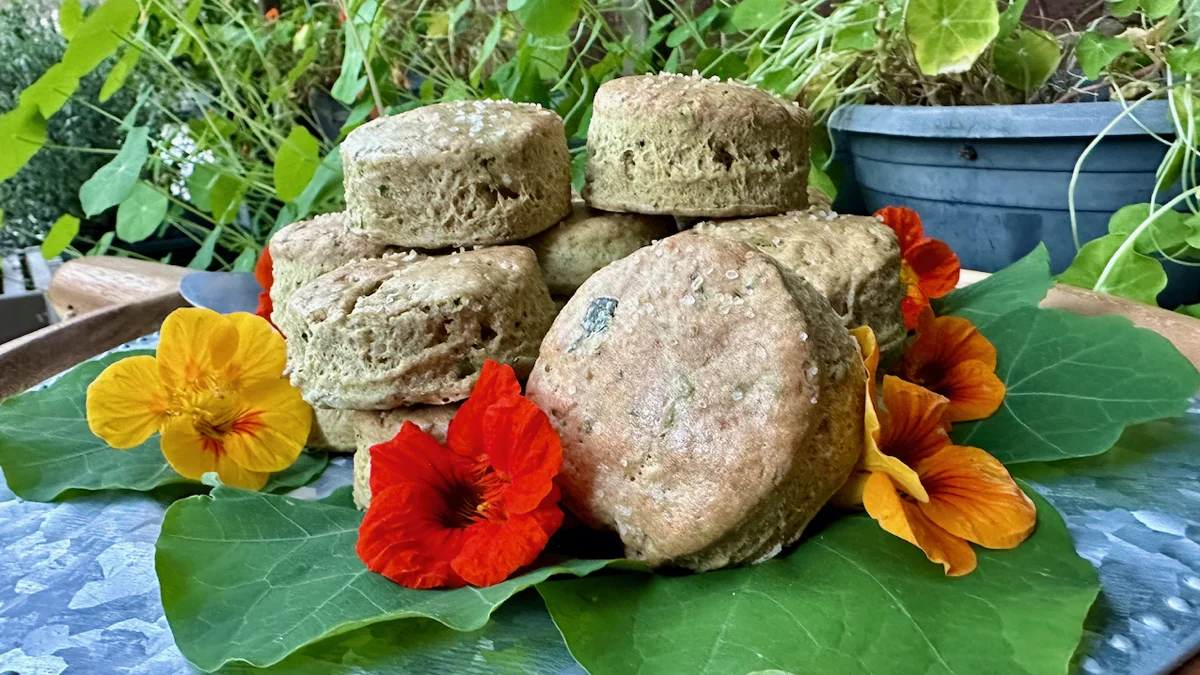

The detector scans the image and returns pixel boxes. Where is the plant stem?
[1093,186,1200,291]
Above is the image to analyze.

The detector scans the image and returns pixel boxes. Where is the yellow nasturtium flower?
[86,308,312,490]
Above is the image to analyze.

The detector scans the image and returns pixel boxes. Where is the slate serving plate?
[0,338,1198,675]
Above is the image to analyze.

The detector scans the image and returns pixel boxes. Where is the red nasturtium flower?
[356,360,564,589]
[253,246,275,329]
[875,206,960,329]
[900,308,1006,422]
[264,7,279,21]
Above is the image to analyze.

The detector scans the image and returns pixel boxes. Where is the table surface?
[1,341,1199,675]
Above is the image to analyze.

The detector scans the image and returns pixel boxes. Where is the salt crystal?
[725,270,739,280]
[731,391,744,401]
[810,395,819,404]
[799,331,808,341]
[771,237,782,246]
[807,366,818,377]
[680,295,695,306]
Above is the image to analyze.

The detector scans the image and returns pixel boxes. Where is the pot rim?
[828,100,1175,139]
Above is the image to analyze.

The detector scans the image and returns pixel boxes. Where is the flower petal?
[874,206,925,254]
[254,245,274,326]
[901,287,928,331]
[905,309,998,376]
[220,379,311,473]
[446,359,522,460]
[452,494,563,587]
[906,238,960,300]
[157,308,240,391]
[916,445,1037,550]
[863,472,976,576]
[481,397,562,514]
[86,355,170,449]
[160,416,269,490]
[222,313,287,388]
[357,484,468,589]
[849,326,879,406]
[369,421,476,498]
[879,376,951,464]
[940,361,1006,423]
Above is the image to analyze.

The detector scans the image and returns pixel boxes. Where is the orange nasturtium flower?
[875,206,961,329]
[900,308,1005,422]
[86,308,312,490]
[254,245,276,329]
[838,326,1036,576]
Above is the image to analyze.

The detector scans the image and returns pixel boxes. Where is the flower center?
[175,387,241,440]
[443,462,509,528]
[915,363,946,388]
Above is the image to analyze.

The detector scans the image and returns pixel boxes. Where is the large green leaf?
[79,126,149,217]
[60,0,139,77]
[19,63,81,117]
[1057,233,1166,305]
[906,0,999,75]
[730,0,788,31]
[59,0,83,40]
[1106,203,1191,254]
[539,489,1098,675]
[953,307,1199,463]
[932,243,1052,328]
[330,0,375,104]
[115,182,168,243]
[100,45,142,102]
[993,28,1061,92]
[0,102,48,182]
[0,351,328,502]
[1076,32,1133,80]
[273,125,321,202]
[157,485,621,672]
[41,214,79,258]
[997,0,1029,38]
[510,0,581,37]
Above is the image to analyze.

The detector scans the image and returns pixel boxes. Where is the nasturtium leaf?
[832,5,879,51]
[1141,0,1179,19]
[1110,0,1140,16]
[954,307,1200,463]
[232,247,258,273]
[99,44,142,102]
[79,126,149,217]
[905,0,999,75]
[273,125,321,202]
[60,0,138,77]
[210,174,246,225]
[0,102,48,182]
[1106,203,1191,255]
[993,27,1061,92]
[59,0,83,39]
[1057,233,1166,305]
[156,485,621,672]
[87,230,115,256]
[188,226,223,270]
[756,67,794,96]
[115,182,168,243]
[19,63,81,117]
[1157,139,1185,192]
[997,0,1028,38]
[539,489,1098,675]
[289,148,342,221]
[808,165,836,202]
[41,214,79,258]
[1167,45,1200,74]
[469,16,504,86]
[933,243,1052,328]
[1076,32,1133,79]
[511,0,580,37]
[730,0,787,31]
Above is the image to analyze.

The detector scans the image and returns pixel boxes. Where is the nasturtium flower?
[900,308,1006,422]
[86,307,311,490]
[254,245,275,329]
[357,359,564,589]
[875,206,960,329]
[864,375,1036,576]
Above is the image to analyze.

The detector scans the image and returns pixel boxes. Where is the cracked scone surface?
[695,211,905,356]
[351,405,458,509]
[342,100,572,248]
[584,73,811,217]
[525,202,676,295]
[269,212,393,323]
[525,231,863,571]
[307,408,359,452]
[280,246,555,409]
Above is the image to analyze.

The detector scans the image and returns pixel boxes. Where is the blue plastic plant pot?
[829,101,1200,307]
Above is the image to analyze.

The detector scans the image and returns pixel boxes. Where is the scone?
[584,73,811,217]
[526,231,863,571]
[695,211,906,356]
[279,246,555,409]
[807,185,833,211]
[268,212,393,324]
[341,100,572,248]
[525,202,676,295]
[306,407,358,452]
[351,405,459,509]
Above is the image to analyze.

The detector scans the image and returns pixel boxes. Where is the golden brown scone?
[305,407,358,452]
[350,405,459,509]
[279,246,555,409]
[341,100,572,248]
[526,231,863,571]
[584,73,811,217]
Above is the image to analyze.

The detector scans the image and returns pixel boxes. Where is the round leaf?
[79,126,149,217]
[512,0,581,37]
[1058,233,1166,304]
[19,63,81,117]
[115,182,168,243]
[730,0,788,31]
[1106,203,1190,255]
[993,28,1061,92]
[273,125,321,203]
[41,214,79,258]
[0,103,48,181]
[905,0,1000,75]
[61,0,138,77]
[1076,32,1132,80]
[59,0,83,39]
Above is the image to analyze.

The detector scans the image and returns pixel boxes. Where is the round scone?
[307,407,358,452]
[525,202,676,295]
[584,73,811,217]
[807,185,833,211]
[350,405,459,509]
[269,212,393,324]
[695,212,906,356]
[526,232,864,571]
[280,246,556,409]
[341,100,572,248]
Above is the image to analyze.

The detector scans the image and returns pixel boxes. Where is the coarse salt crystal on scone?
[341,100,572,249]
[584,73,811,217]
[526,231,863,571]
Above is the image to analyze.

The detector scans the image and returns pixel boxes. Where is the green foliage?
[274,126,322,203]
[0,104,47,182]
[1058,234,1167,304]
[0,351,329,501]
[539,489,1098,675]
[115,182,168,243]
[905,0,1000,75]
[60,0,139,76]
[41,213,79,257]
[59,0,83,40]
[157,484,622,672]
[932,244,1052,327]
[79,125,148,217]
[730,0,788,31]
[992,28,1061,92]
[510,0,581,38]
[1076,32,1133,80]
[954,307,1200,463]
